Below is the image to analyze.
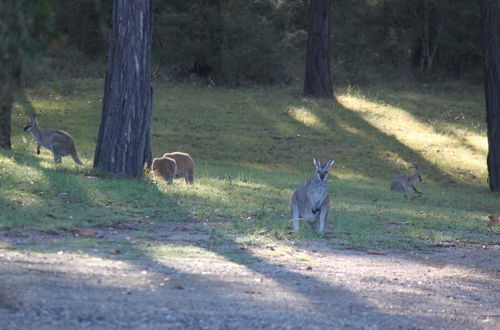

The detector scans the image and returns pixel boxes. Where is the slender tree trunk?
[480,0,500,191]
[193,0,222,78]
[410,0,441,73]
[0,86,13,149]
[304,0,333,98]
[94,0,153,178]
[0,65,21,150]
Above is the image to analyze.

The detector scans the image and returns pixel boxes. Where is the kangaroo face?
[23,118,36,132]
[313,158,334,182]
[414,167,422,182]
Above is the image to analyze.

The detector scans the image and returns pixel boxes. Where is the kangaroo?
[23,117,83,165]
[390,166,422,199]
[152,157,177,184]
[291,157,334,234]
[162,152,195,184]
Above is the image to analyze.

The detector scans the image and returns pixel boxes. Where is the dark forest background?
[47,0,483,86]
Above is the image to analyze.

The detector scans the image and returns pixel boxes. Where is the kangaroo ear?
[326,159,334,168]
[313,157,321,167]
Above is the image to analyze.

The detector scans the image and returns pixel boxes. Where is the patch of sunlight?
[337,95,487,182]
[0,158,45,182]
[150,243,316,308]
[149,244,219,260]
[4,250,152,288]
[286,106,327,131]
[339,123,362,135]
[166,180,227,199]
[28,103,67,114]
[333,171,375,184]
[2,191,42,208]
[200,175,270,191]
[464,133,488,154]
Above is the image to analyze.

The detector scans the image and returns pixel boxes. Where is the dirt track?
[1,223,499,329]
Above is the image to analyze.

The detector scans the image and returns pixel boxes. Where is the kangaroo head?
[413,167,422,182]
[23,117,38,132]
[313,157,334,182]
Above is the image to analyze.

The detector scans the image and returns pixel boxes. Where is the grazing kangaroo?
[162,152,195,184]
[23,117,83,165]
[291,158,334,234]
[152,157,177,184]
[390,167,422,199]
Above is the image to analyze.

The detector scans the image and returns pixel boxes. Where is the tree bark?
[480,0,500,191]
[0,88,13,149]
[94,0,153,178]
[304,0,333,98]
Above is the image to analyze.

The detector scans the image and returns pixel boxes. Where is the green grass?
[1,79,499,252]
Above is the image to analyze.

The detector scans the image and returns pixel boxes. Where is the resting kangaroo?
[390,167,422,199]
[162,152,195,184]
[291,158,334,234]
[23,117,83,165]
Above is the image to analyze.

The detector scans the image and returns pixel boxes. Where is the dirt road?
[1,223,499,329]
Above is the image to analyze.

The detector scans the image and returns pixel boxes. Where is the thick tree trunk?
[304,0,333,98]
[480,0,500,191]
[94,0,153,178]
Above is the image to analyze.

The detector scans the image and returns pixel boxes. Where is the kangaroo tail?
[71,153,83,165]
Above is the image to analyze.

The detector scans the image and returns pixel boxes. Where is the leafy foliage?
[43,0,484,85]
[0,0,54,148]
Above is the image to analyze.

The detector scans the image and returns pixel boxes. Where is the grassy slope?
[1,79,498,250]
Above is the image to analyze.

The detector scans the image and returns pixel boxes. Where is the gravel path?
[0,223,499,329]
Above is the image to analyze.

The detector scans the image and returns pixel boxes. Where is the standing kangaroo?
[390,167,422,199]
[291,158,334,234]
[23,117,83,165]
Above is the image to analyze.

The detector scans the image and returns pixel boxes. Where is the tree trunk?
[193,0,222,78]
[94,0,153,178]
[304,0,333,98]
[0,87,13,149]
[0,64,21,150]
[480,0,500,191]
[409,0,442,73]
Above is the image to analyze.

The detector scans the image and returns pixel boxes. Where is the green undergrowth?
[1,79,498,253]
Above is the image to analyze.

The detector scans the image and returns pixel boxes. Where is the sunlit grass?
[1,79,498,252]
[286,106,328,131]
[337,94,488,184]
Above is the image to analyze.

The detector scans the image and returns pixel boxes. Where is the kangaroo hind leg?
[291,203,300,234]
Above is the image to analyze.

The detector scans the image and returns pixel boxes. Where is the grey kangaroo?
[291,157,334,234]
[23,117,83,165]
[390,167,422,199]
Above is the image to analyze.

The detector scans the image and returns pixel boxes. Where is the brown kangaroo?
[23,117,83,165]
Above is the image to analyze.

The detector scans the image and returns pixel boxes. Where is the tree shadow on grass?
[0,149,191,229]
[231,89,488,191]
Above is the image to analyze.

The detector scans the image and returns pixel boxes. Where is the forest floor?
[1,221,499,330]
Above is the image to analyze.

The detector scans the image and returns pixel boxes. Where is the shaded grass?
[1,79,499,251]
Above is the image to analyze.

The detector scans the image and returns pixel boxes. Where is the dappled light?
[337,94,488,183]
[286,106,328,131]
[2,1,499,327]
